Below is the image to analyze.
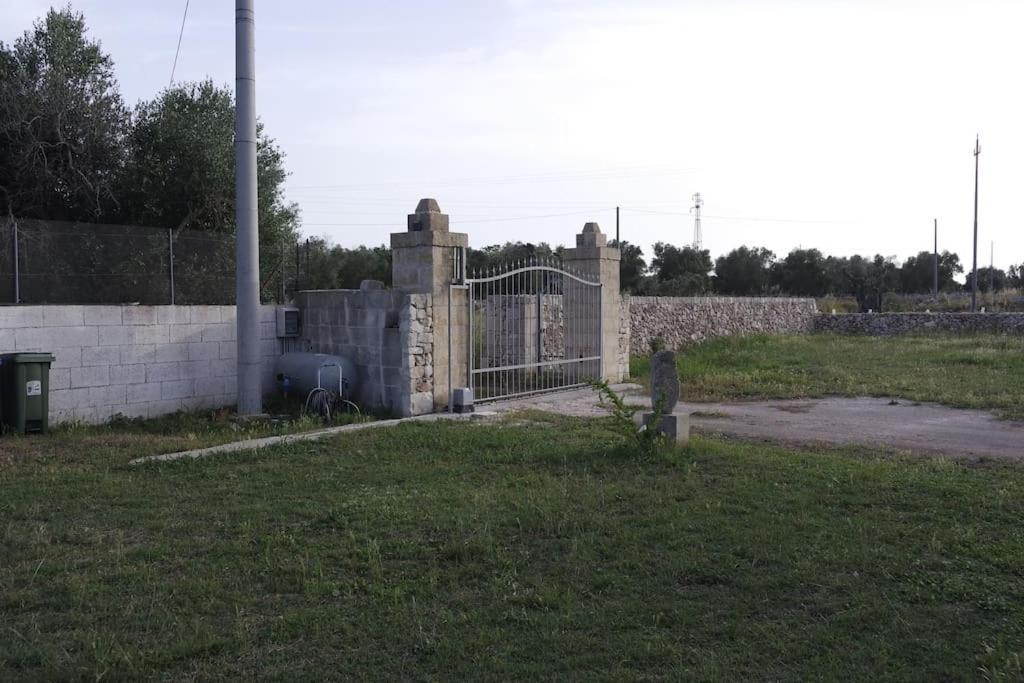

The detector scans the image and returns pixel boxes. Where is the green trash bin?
[1,352,55,434]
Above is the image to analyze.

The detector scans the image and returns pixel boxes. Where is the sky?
[2,0,1022,272]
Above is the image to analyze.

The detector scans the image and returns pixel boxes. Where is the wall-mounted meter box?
[276,307,300,338]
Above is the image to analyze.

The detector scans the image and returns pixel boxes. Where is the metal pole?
[932,218,938,296]
[168,228,175,305]
[971,135,980,312]
[12,219,19,304]
[615,206,620,245]
[234,0,262,414]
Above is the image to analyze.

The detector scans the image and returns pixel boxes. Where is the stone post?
[391,199,469,411]
[561,222,622,383]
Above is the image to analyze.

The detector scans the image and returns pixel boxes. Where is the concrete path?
[488,385,1024,461]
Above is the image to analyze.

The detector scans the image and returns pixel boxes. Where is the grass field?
[2,413,1024,680]
[631,332,1024,420]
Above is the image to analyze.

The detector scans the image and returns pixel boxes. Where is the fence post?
[12,219,20,304]
[167,228,175,305]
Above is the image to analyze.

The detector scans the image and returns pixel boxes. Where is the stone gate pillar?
[561,222,622,383]
[391,199,469,411]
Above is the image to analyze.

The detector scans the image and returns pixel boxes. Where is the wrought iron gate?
[457,257,602,403]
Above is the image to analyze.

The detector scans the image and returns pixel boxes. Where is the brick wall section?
[0,305,279,424]
[293,289,433,417]
[814,312,1024,335]
[626,296,818,354]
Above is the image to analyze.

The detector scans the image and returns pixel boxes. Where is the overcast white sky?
[3,1,1021,271]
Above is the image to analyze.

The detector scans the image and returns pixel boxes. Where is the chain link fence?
[0,219,293,305]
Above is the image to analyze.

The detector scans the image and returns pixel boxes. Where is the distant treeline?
[297,238,1023,312]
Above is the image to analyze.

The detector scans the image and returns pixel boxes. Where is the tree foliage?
[899,251,963,294]
[648,243,713,295]
[770,248,828,297]
[713,246,774,295]
[0,7,127,220]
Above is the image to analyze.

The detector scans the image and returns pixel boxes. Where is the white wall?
[0,305,280,424]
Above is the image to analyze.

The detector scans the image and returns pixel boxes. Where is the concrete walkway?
[488,385,1024,461]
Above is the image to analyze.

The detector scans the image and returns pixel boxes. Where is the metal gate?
[456,257,602,403]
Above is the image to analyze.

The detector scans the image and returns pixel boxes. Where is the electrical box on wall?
[276,307,300,338]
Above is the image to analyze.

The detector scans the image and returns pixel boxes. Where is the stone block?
[161,379,196,400]
[42,306,84,327]
[50,367,71,390]
[210,358,235,377]
[123,306,159,325]
[110,364,147,385]
[50,387,91,412]
[127,382,162,403]
[83,306,123,325]
[259,306,277,323]
[133,325,170,345]
[17,325,97,350]
[155,343,189,363]
[0,328,13,352]
[195,375,225,397]
[190,306,221,324]
[642,412,690,445]
[71,365,110,389]
[89,384,127,407]
[157,307,191,324]
[187,341,221,361]
[201,323,235,343]
[409,391,434,416]
[51,348,82,369]
[179,360,211,379]
[0,306,43,327]
[120,344,156,365]
[218,341,237,359]
[146,362,180,382]
[99,326,134,346]
[81,346,121,367]
[169,323,205,344]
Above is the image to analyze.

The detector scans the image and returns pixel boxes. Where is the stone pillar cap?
[408,198,449,232]
[576,221,607,247]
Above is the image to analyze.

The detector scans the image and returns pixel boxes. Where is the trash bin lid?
[1,352,55,364]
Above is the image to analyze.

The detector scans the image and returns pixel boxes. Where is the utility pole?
[971,135,980,312]
[691,193,703,250]
[235,0,262,414]
[932,218,938,296]
[615,206,620,245]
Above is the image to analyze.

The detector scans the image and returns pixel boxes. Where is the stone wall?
[627,296,818,354]
[814,312,1024,335]
[293,287,433,416]
[0,304,279,424]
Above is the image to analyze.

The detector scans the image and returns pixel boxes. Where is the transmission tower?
[690,192,703,249]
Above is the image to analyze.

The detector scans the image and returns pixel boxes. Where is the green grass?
[631,332,1024,420]
[0,404,367,466]
[2,414,1024,680]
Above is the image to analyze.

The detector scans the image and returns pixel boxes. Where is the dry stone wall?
[815,312,1024,335]
[627,296,818,354]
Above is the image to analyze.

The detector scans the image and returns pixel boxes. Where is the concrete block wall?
[0,305,279,424]
[293,288,433,417]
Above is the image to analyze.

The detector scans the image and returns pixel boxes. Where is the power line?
[300,208,608,228]
[169,0,190,87]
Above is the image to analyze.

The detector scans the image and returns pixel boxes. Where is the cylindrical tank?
[275,352,357,400]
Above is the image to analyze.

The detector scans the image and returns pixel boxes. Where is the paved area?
[487,385,1024,461]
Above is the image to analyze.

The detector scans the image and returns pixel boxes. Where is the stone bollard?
[643,349,689,445]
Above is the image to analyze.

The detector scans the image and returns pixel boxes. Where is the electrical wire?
[169,0,190,87]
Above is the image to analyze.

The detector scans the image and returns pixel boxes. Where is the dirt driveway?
[487,385,1024,461]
